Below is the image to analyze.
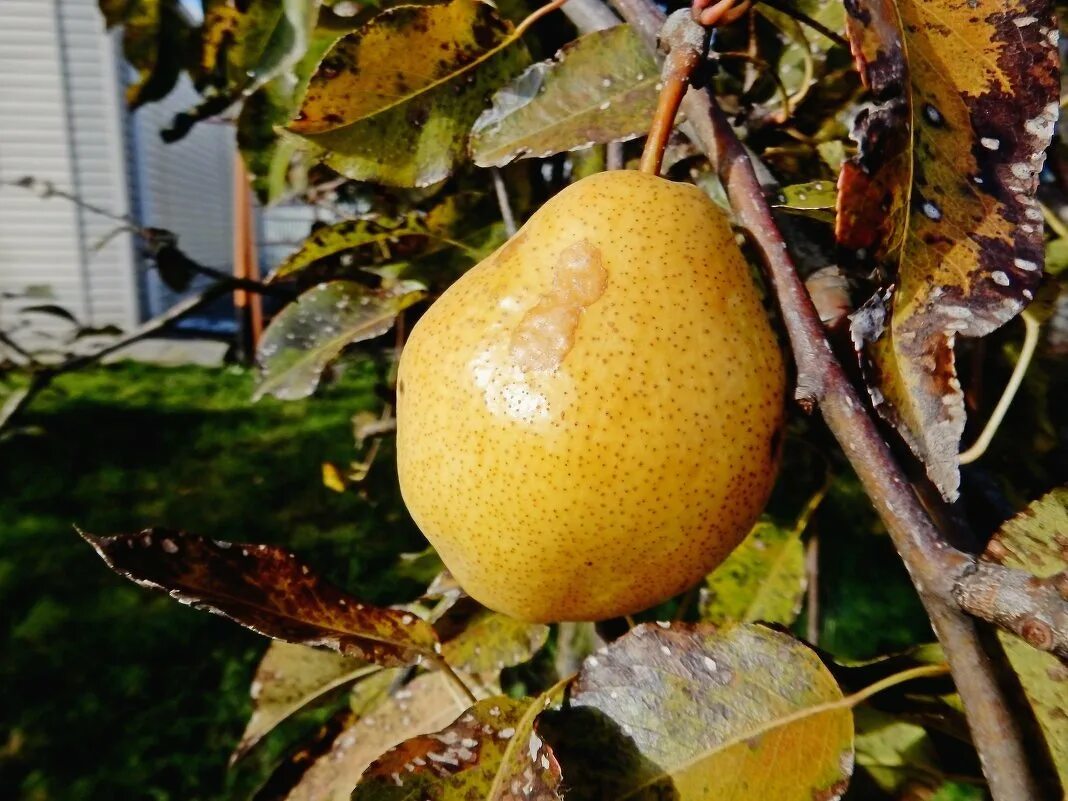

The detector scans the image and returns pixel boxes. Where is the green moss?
[0,360,424,801]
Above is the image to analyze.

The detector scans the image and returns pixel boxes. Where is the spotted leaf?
[436,599,550,676]
[555,623,854,801]
[254,280,426,402]
[351,691,564,801]
[99,0,191,107]
[984,487,1068,795]
[469,25,660,167]
[773,180,838,223]
[233,641,380,764]
[838,0,1060,499]
[284,0,530,187]
[699,521,807,627]
[255,670,473,801]
[79,528,439,667]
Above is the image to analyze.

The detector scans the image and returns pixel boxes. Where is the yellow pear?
[396,170,785,622]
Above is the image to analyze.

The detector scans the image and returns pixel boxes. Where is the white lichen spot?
[991,271,1010,286]
[1010,163,1035,181]
[489,706,501,717]
[390,772,403,787]
[660,645,672,656]
[921,200,942,221]
[540,754,550,770]
[601,78,612,88]
[703,656,718,672]
[980,137,1000,150]
[1014,15,1037,26]
[528,732,542,762]
[499,727,516,739]
[161,538,178,554]
[1025,207,1043,222]
[1014,257,1039,271]
[655,620,670,629]
[401,614,414,625]
[1023,288,1034,300]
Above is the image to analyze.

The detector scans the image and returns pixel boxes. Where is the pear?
[396,170,785,622]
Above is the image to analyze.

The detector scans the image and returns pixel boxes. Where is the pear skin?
[397,170,785,622]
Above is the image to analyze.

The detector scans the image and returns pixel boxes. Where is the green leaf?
[772,181,837,224]
[79,528,439,667]
[560,623,854,801]
[233,641,379,763]
[284,0,530,187]
[239,24,348,204]
[438,602,549,676]
[699,521,807,627]
[254,281,426,402]
[853,707,946,794]
[351,691,564,801]
[469,25,659,167]
[986,487,1068,796]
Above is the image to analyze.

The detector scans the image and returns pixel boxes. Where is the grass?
[0,359,427,801]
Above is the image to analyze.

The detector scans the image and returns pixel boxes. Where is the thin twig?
[606,141,625,170]
[755,0,849,49]
[603,1,1047,797]
[959,312,1040,465]
[805,536,819,645]
[491,168,518,237]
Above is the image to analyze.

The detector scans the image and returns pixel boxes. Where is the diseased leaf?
[699,521,807,627]
[166,0,323,141]
[239,24,347,204]
[233,641,379,763]
[101,0,191,107]
[985,487,1068,795]
[563,623,854,801]
[772,180,837,223]
[469,25,660,167]
[79,528,438,666]
[254,280,426,401]
[274,671,472,801]
[351,691,564,801]
[437,602,549,676]
[838,0,1060,499]
[284,0,529,187]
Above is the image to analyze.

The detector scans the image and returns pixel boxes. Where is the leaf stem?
[959,311,1040,465]
[514,0,571,39]
[429,652,478,705]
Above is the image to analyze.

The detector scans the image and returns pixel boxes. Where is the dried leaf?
[351,692,564,801]
[469,25,660,167]
[254,281,426,402]
[986,487,1068,795]
[838,0,1060,499]
[565,623,854,801]
[277,671,472,801]
[699,521,807,627]
[438,603,550,676]
[233,641,379,763]
[79,528,438,666]
[285,0,529,187]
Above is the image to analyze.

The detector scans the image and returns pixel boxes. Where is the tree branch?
[602,2,1049,797]
[955,562,1068,662]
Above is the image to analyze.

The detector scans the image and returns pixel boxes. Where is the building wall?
[0,0,237,342]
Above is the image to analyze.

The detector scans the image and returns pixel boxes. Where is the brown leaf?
[352,692,564,801]
[79,528,438,666]
[837,0,1059,499]
[271,671,472,801]
[232,641,379,763]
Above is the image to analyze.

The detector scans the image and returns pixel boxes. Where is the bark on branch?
[956,562,1068,662]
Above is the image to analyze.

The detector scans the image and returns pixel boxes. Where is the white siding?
[131,75,235,318]
[56,0,139,328]
[0,0,87,334]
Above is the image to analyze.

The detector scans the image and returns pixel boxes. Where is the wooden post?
[232,154,263,361]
